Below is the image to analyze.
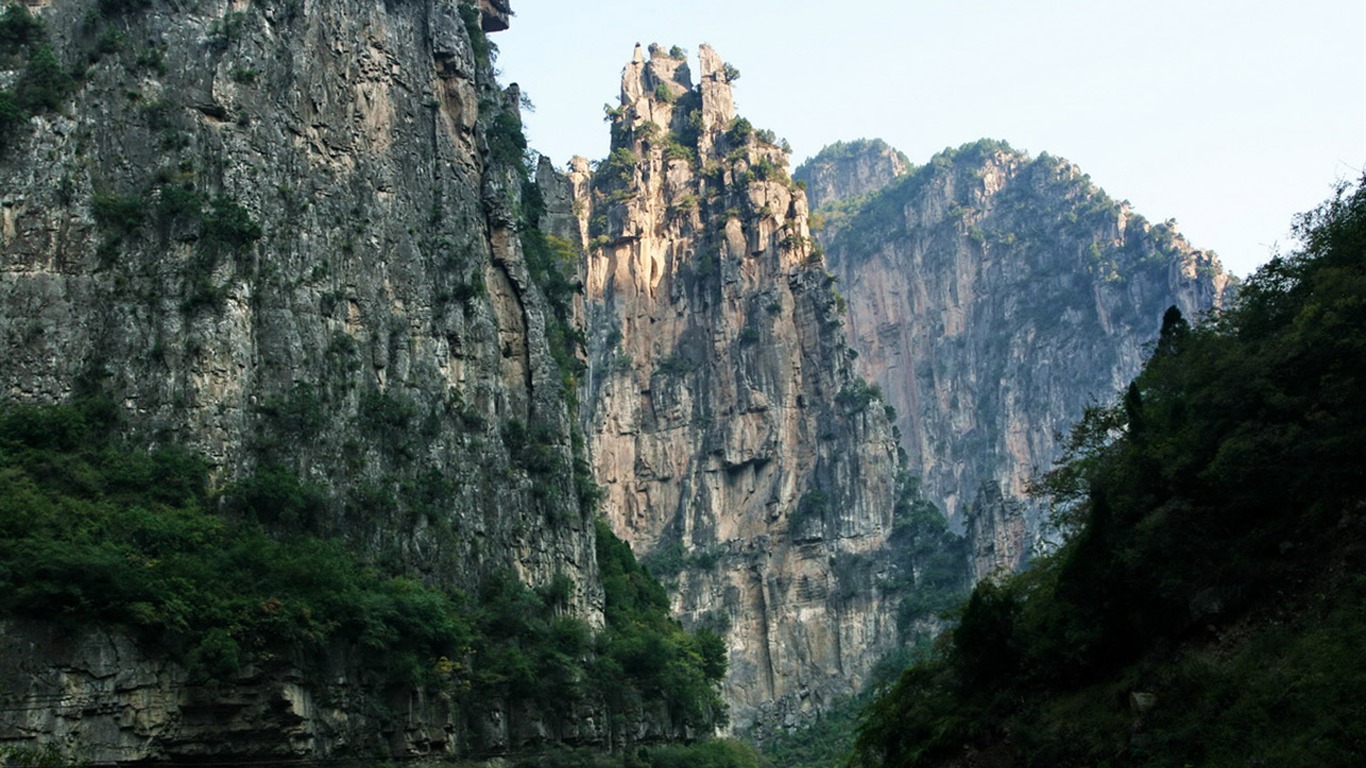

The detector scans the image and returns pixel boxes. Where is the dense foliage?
[0,398,725,738]
[852,177,1366,767]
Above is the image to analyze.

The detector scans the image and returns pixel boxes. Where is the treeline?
[0,396,727,747]
[852,178,1366,767]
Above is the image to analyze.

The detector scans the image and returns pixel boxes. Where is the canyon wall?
[576,44,910,733]
[798,140,1233,577]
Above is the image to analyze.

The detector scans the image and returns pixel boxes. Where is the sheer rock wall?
[800,141,1233,577]
[576,44,903,733]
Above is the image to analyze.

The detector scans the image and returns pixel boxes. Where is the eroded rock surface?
[801,139,1233,576]
[576,44,905,733]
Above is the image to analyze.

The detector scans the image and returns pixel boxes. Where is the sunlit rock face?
[575,44,906,733]
[796,138,910,211]
[799,139,1233,577]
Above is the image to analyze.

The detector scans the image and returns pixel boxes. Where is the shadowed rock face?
[0,0,598,600]
[480,0,512,31]
[0,1,610,758]
[800,139,1233,577]
[574,44,906,734]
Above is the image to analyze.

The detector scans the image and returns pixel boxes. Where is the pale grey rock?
[579,46,904,735]
[794,138,910,210]
[809,140,1233,568]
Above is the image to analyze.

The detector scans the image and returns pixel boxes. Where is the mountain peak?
[795,138,912,209]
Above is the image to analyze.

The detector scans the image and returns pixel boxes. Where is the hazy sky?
[497,1,1365,278]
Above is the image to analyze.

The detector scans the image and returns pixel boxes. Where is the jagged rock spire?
[696,43,735,157]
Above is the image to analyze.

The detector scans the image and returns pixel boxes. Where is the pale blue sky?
[497,1,1365,278]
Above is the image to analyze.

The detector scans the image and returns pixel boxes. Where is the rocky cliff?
[574,44,909,734]
[0,0,658,759]
[795,138,909,211]
[797,139,1233,578]
[0,0,601,597]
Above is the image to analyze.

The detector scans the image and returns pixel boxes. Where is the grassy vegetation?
[851,177,1366,767]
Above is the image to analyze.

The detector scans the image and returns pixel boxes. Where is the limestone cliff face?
[575,45,902,733]
[801,140,1233,578]
[794,138,909,211]
[0,0,595,601]
[0,0,619,758]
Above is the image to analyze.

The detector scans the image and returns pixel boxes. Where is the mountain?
[0,1,726,761]
[570,43,918,734]
[797,139,1233,577]
[0,0,1246,760]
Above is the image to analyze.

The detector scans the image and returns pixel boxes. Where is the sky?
[496,0,1365,279]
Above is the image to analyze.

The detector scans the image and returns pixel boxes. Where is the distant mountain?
[798,138,1233,577]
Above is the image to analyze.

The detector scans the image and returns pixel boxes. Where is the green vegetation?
[96,0,153,16]
[724,117,753,147]
[642,540,723,582]
[0,396,725,736]
[835,377,883,411]
[488,109,528,168]
[886,472,970,632]
[0,2,43,52]
[0,397,462,685]
[13,44,70,112]
[594,519,729,731]
[457,1,494,64]
[852,178,1366,767]
[595,146,640,201]
[791,489,829,533]
[0,4,75,155]
[201,196,262,253]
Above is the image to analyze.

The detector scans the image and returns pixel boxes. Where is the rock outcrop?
[800,139,1233,577]
[0,619,639,762]
[575,44,905,733]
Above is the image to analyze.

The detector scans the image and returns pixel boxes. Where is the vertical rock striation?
[0,0,596,604]
[575,44,904,733]
[795,138,909,211]
[800,139,1233,578]
[0,0,656,759]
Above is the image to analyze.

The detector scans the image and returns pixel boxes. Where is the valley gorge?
[0,1,1236,764]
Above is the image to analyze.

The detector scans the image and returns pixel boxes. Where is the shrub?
[835,377,883,411]
[487,109,527,169]
[0,91,28,153]
[15,45,73,113]
[0,3,44,50]
[724,117,753,147]
[97,0,153,16]
[91,193,147,237]
[201,195,261,252]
